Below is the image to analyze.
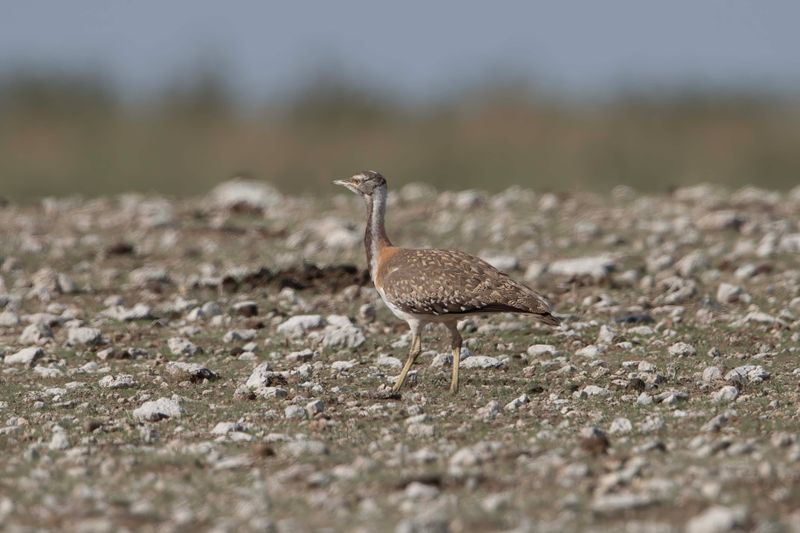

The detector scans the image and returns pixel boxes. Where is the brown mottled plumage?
[377,248,558,322]
[334,170,559,394]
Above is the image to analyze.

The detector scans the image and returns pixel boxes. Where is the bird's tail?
[535,312,561,326]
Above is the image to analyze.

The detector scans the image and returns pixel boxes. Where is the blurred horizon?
[2,1,800,200]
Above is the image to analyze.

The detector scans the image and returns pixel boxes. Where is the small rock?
[726,365,770,384]
[232,301,258,317]
[165,362,218,382]
[223,329,257,343]
[277,315,326,338]
[331,360,357,371]
[67,327,104,347]
[702,366,723,383]
[460,355,503,369]
[712,386,739,404]
[686,505,748,533]
[284,405,307,420]
[168,337,200,357]
[19,323,53,344]
[99,374,137,389]
[133,397,185,422]
[576,345,602,358]
[581,385,610,397]
[48,426,70,450]
[668,342,696,357]
[504,394,529,411]
[549,255,616,280]
[376,355,402,368]
[305,400,325,417]
[527,344,560,357]
[4,347,44,367]
[609,417,633,435]
[284,439,328,457]
[211,422,246,435]
[716,283,747,304]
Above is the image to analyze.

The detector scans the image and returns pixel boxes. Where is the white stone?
[245,363,281,389]
[702,366,723,383]
[726,365,770,384]
[459,355,503,369]
[211,422,246,435]
[322,324,365,349]
[223,329,256,343]
[526,344,560,357]
[48,426,70,450]
[67,327,103,347]
[99,374,137,389]
[576,345,602,358]
[19,323,53,344]
[504,394,529,411]
[4,347,44,366]
[376,356,402,368]
[716,283,747,304]
[582,385,610,397]
[712,386,739,404]
[668,342,696,357]
[284,439,328,457]
[0,310,20,327]
[686,505,748,533]
[209,178,282,211]
[277,315,326,338]
[549,255,616,279]
[331,359,357,371]
[481,254,519,272]
[284,405,307,420]
[609,417,633,435]
[305,400,325,416]
[133,397,185,421]
[168,337,200,357]
[165,361,218,381]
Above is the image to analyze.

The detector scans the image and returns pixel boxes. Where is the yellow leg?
[392,333,421,392]
[450,346,460,394]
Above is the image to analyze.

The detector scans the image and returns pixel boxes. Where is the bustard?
[334,171,559,393]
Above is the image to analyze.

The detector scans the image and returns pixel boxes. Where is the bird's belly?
[375,286,457,324]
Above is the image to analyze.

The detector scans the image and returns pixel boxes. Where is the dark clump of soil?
[238,263,370,293]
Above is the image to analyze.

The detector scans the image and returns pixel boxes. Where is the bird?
[334,170,559,394]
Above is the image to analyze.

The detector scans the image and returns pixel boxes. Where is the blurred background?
[2,0,799,200]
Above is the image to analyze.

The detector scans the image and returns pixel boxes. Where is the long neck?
[365,184,391,280]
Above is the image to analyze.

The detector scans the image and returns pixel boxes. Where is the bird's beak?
[333,178,358,193]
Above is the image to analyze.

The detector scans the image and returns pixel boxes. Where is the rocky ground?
[1,180,800,532]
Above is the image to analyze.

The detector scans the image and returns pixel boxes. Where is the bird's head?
[333,170,386,198]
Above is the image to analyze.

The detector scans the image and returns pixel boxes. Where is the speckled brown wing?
[378,249,558,323]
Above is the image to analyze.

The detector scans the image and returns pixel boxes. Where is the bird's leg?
[447,322,462,394]
[392,320,422,392]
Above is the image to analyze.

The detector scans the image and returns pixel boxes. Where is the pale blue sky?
[2,1,799,103]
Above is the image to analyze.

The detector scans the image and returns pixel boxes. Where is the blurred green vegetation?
[1,71,799,200]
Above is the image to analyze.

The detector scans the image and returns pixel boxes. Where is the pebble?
[460,355,503,369]
[277,315,326,338]
[668,342,696,357]
[168,337,200,357]
[132,397,185,422]
[686,505,748,533]
[527,344,560,357]
[4,347,44,366]
[712,386,739,404]
[67,327,104,347]
[98,374,137,389]
[285,405,307,420]
[165,362,218,382]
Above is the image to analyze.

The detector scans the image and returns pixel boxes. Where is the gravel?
[1,184,799,531]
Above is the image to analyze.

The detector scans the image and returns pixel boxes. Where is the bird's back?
[375,247,558,324]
